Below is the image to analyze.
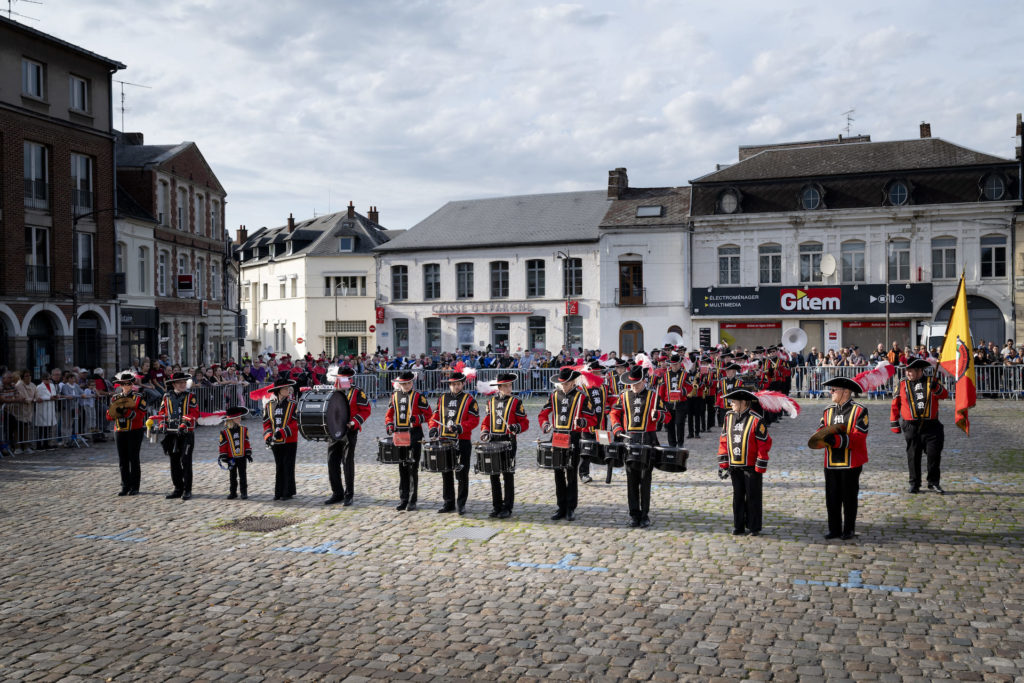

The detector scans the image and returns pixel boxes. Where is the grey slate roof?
[376,190,608,252]
[0,16,126,69]
[600,187,691,227]
[116,142,190,168]
[237,209,393,265]
[692,138,1014,184]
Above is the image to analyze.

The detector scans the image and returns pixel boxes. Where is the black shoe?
[841,532,856,540]
[117,490,128,497]
[438,505,456,514]
[396,501,408,511]
[566,510,576,521]
[165,490,182,499]
[580,475,593,484]
[687,433,695,438]
[127,489,139,496]
[692,434,701,439]
[457,506,465,516]
[227,493,237,499]
[749,530,760,536]
[324,495,344,505]
[497,509,511,519]
[343,495,353,506]
[929,483,945,494]
[629,518,641,528]
[733,529,746,536]
[551,511,566,520]
[824,532,842,539]
[488,509,500,518]
[181,491,192,500]
[407,503,417,511]
[639,517,650,528]
[240,493,247,500]
[281,495,293,500]
[908,485,920,494]
[273,496,282,501]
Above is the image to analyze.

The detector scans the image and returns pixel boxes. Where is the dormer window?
[717,188,741,214]
[635,205,662,218]
[886,180,910,206]
[981,174,1006,201]
[339,236,354,252]
[800,184,824,210]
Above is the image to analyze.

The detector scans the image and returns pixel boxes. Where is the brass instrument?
[109,393,136,419]
[807,423,844,450]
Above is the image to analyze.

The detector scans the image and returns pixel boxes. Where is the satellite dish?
[662,331,685,348]
[782,327,808,354]
[819,254,837,277]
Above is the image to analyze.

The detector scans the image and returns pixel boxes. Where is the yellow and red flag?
[939,274,976,434]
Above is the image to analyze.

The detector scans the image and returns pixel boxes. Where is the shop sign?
[430,302,535,315]
[692,284,932,316]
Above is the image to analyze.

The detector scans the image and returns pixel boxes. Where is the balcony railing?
[72,188,94,213]
[75,267,97,294]
[26,264,51,294]
[615,287,647,306]
[23,178,49,209]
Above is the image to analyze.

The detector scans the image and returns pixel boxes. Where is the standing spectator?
[13,370,37,453]
[58,370,83,446]
[34,369,60,449]
[0,372,19,455]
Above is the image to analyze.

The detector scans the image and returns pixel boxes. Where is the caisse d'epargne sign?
[691,284,932,317]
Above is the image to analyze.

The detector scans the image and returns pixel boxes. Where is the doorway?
[619,321,644,356]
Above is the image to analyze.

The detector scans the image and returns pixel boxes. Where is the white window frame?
[758,244,782,285]
[195,258,205,299]
[22,58,44,99]
[69,74,89,112]
[718,245,740,285]
[70,153,93,213]
[931,237,957,280]
[138,247,149,294]
[177,187,188,230]
[158,251,168,296]
[799,242,824,283]
[840,240,866,283]
[980,235,1007,279]
[888,239,911,282]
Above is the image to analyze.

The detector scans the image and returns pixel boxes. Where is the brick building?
[0,17,126,377]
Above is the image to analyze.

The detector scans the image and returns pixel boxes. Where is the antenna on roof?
[113,79,151,131]
[841,108,855,137]
[6,0,43,21]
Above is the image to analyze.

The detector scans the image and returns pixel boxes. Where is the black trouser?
[115,429,144,492]
[272,441,297,498]
[399,442,422,505]
[162,431,194,493]
[553,431,581,513]
[729,467,762,533]
[688,399,703,436]
[824,466,862,536]
[706,396,718,428]
[901,419,944,487]
[441,439,473,509]
[578,431,597,478]
[488,436,516,513]
[229,459,248,496]
[625,433,657,520]
[665,403,687,448]
[327,432,357,497]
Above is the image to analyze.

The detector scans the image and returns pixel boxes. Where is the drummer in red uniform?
[325,367,372,506]
[428,372,480,515]
[385,371,433,511]
[479,372,529,518]
[538,367,597,521]
[609,365,669,528]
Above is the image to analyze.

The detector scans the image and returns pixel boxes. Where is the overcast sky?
[24,0,1024,233]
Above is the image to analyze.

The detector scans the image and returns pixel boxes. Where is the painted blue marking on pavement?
[858,490,899,497]
[75,528,147,543]
[967,476,1016,486]
[272,541,356,556]
[794,570,917,593]
[508,553,608,572]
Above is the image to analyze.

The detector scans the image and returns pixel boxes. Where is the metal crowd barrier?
[0,393,114,454]
[788,364,1024,400]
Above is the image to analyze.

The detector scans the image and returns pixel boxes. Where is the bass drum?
[296,388,350,442]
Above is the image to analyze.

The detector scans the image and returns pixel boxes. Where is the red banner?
[375,307,385,324]
[720,322,780,329]
[565,300,579,315]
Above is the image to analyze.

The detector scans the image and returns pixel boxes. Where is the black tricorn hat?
[224,406,249,419]
[612,357,629,368]
[623,365,646,385]
[447,372,468,383]
[903,358,931,370]
[168,371,191,383]
[396,371,416,382]
[271,378,296,392]
[113,372,137,385]
[724,362,743,371]
[551,367,581,384]
[723,388,758,402]
[668,353,682,363]
[823,377,862,393]
[586,360,606,373]
[495,372,517,384]
[338,367,356,377]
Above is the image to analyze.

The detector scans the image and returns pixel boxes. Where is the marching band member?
[714,363,744,425]
[385,371,433,511]
[107,372,147,496]
[579,360,613,484]
[538,367,597,521]
[813,377,869,540]
[156,371,199,500]
[325,367,372,506]
[479,372,529,518]
[717,389,772,536]
[263,378,299,501]
[428,372,479,515]
[660,353,692,449]
[218,406,252,500]
[890,358,949,494]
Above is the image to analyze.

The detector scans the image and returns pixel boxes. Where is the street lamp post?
[72,205,117,369]
[555,250,570,352]
[332,280,350,358]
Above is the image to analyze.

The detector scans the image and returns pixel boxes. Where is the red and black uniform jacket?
[714,375,744,410]
[768,357,792,383]
[538,387,597,434]
[660,369,692,406]
[219,424,252,461]
[890,378,949,432]
[156,391,199,432]
[718,410,771,473]
[607,372,627,399]
[818,400,869,469]
[584,383,615,432]
[609,386,669,439]
[341,386,372,432]
[106,391,147,431]
[429,391,480,441]
[480,394,530,439]
[385,390,433,433]
[263,396,299,445]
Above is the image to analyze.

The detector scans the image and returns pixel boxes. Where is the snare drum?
[474,441,514,475]
[579,437,603,464]
[623,442,652,468]
[377,436,409,465]
[296,388,350,442]
[654,446,688,473]
[422,439,460,473]
[601,442,625,468]
[536,440,572,469]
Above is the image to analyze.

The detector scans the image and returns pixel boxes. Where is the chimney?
[122,132,144,145]
[367,205,379,224]
[347,201,355,219]
[607,167,628,199]
[919,122,931,139]
[235,225,247,244]
[287,213,295,232]
[1016,113,1022,160]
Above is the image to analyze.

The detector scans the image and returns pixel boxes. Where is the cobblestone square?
[2,399,1023,681]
